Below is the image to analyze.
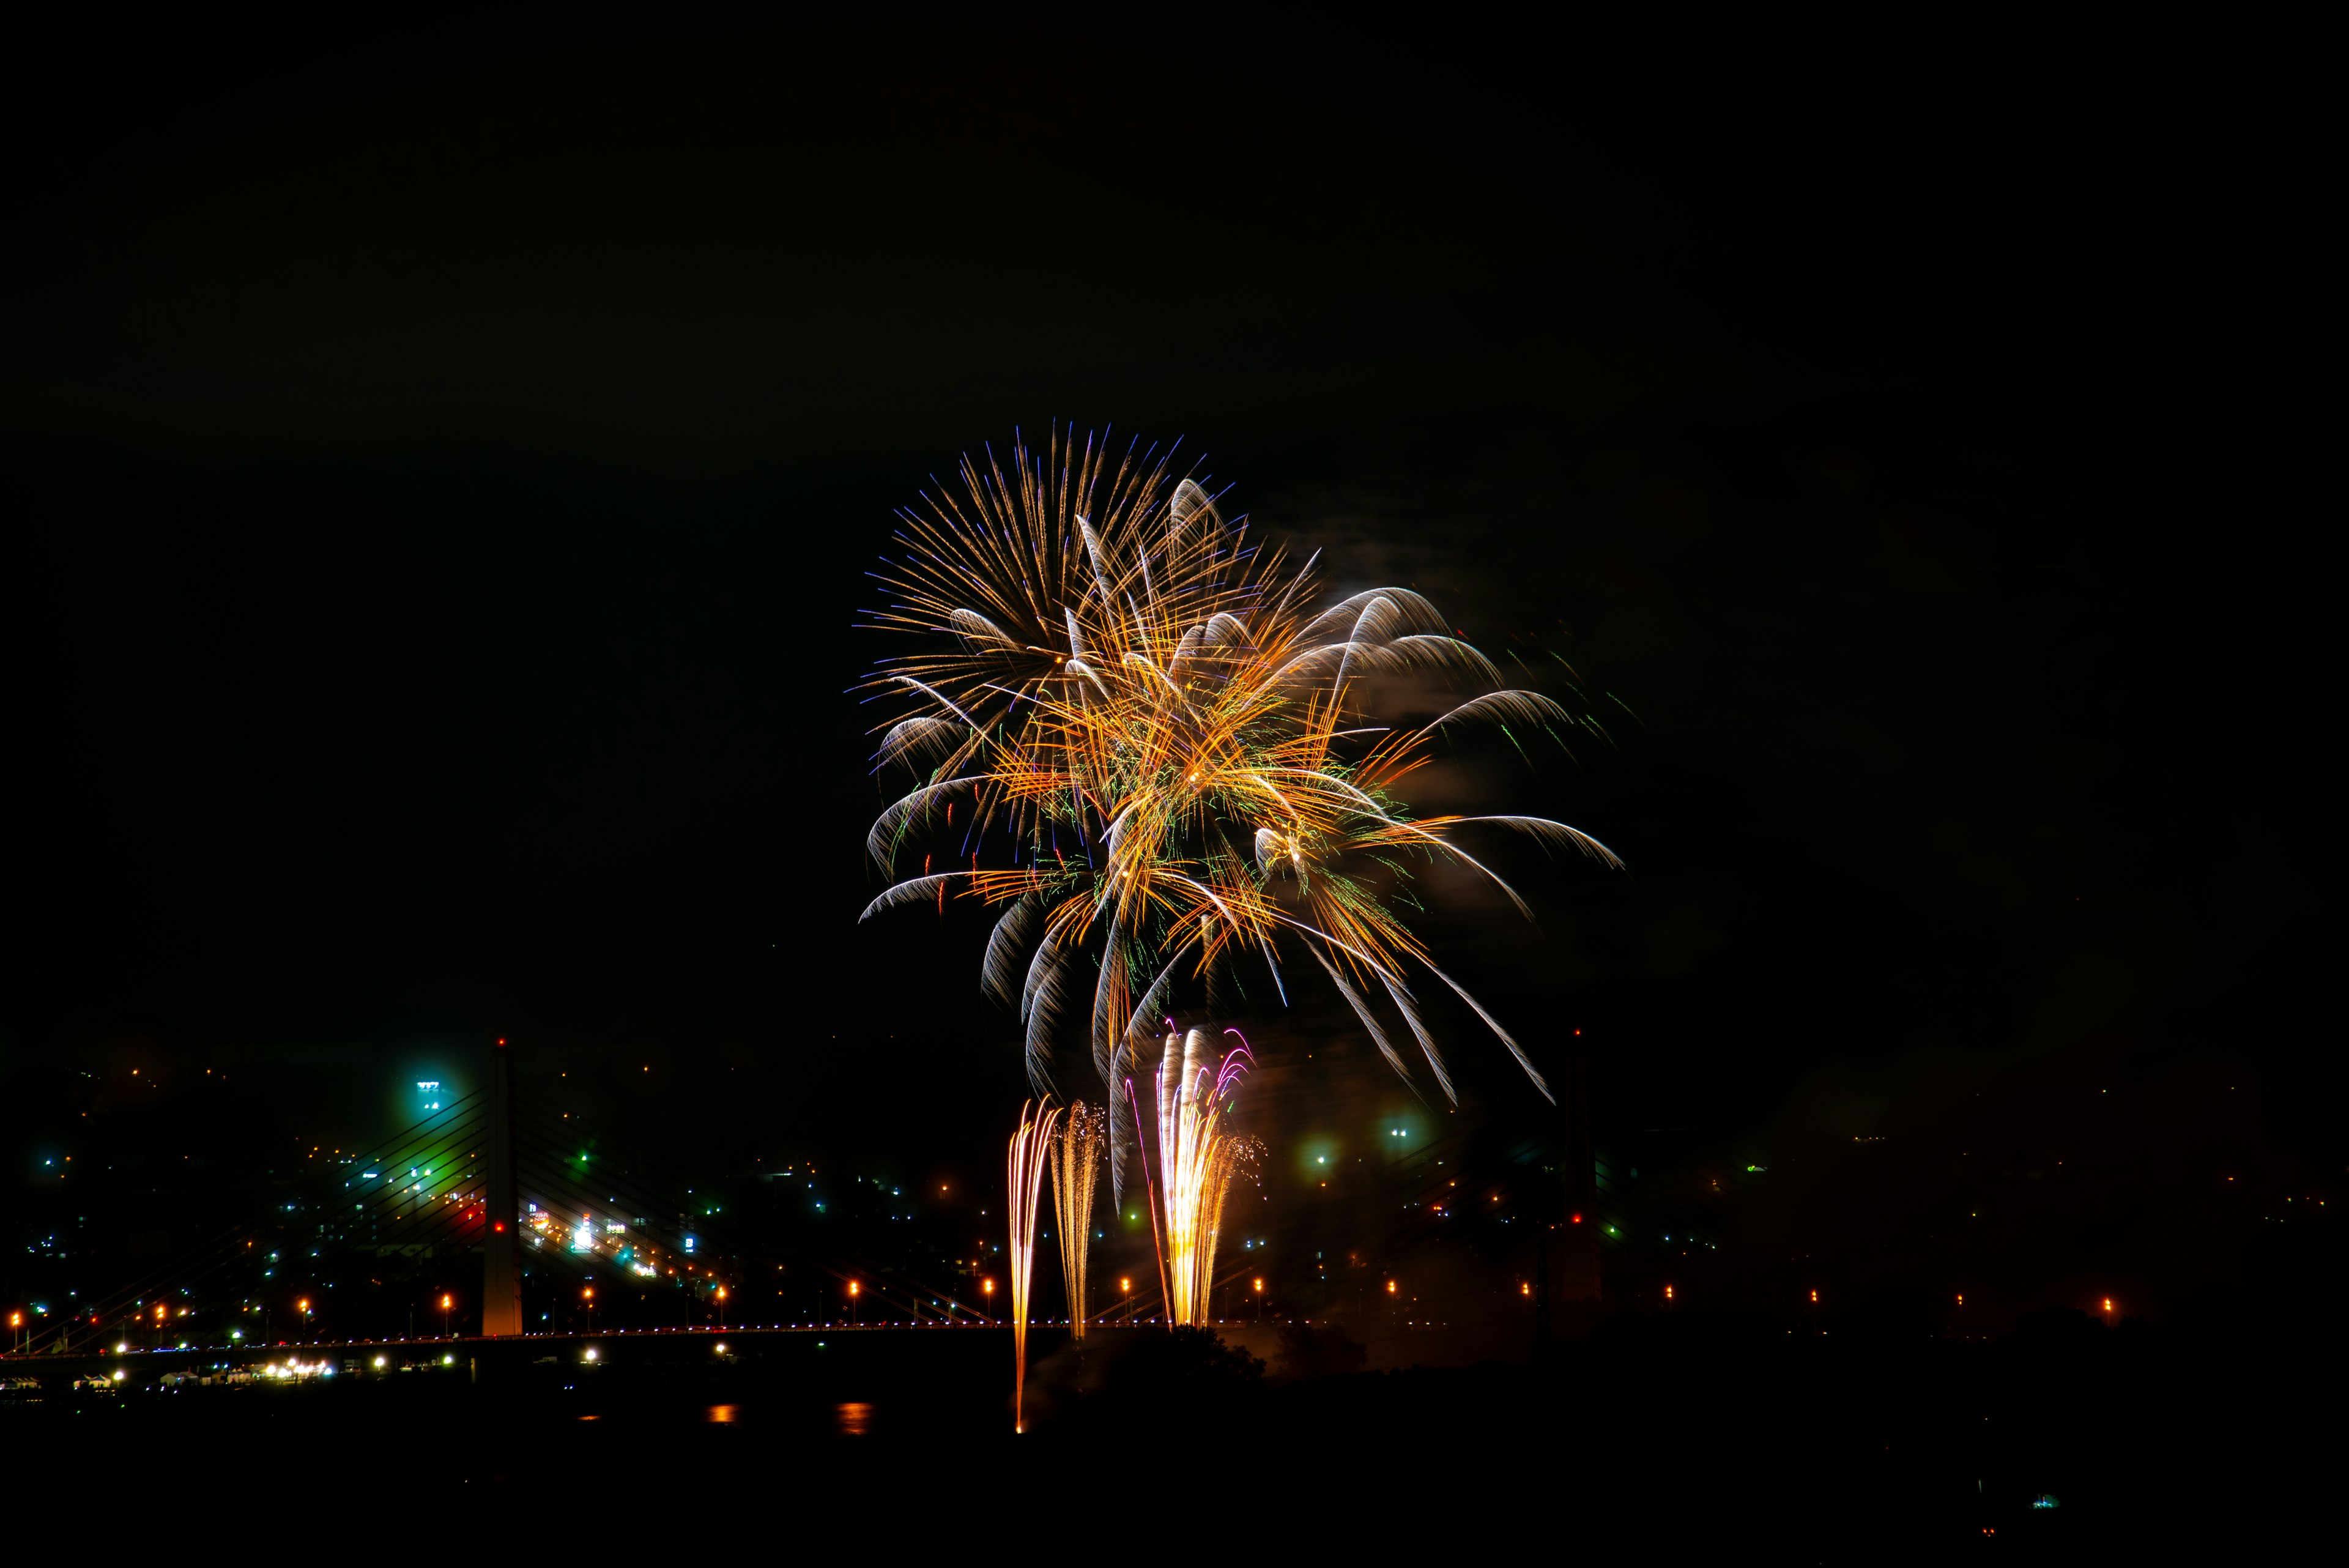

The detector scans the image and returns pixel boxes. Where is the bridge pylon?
[482,1037,523,1336]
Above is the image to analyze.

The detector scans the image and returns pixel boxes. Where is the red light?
[1573,1028,1581,1036]
[496,1038,507,1046]
[1570,1213,1582,1224]
[493,1222,505,1232]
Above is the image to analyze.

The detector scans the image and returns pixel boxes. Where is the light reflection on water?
[835,1401,874,1436]
[706,1403,739,1423]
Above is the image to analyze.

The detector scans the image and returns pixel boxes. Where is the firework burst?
[861,428,1622,1187]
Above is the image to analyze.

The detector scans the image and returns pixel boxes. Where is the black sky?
[5,7,2338,1312]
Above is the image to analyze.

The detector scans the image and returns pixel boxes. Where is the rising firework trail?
[1006,1099,1059,1433]
[860,428,1624,1189]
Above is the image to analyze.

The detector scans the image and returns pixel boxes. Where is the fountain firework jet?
[1006,1099,1060,1432]
[1149,1030,1256,1325]
[1048,1101,1105,1339]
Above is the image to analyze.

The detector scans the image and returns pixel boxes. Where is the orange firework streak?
[1006,1099,1059,1433]
[1048,1102,1105,1339]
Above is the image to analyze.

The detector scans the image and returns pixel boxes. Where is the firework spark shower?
[1005,1100,1058,1432]
[859,429,1624,1186]
[1048,1101,1104,1337]
[1149,1030,1256,1325]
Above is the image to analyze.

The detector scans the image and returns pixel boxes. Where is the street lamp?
[981,1277,995,1321]
[1253,1278,1265,1321]
[440,1294,453,1338]
[716,1285,727,1329]
[582,1285,594,1332]
[848,1280,859,1327]
[1120,1278,1133,1324]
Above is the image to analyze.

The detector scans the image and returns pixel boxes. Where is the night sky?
[6,9,2337,1325]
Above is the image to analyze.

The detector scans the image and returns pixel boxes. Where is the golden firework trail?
[1006,1099,1059,1433]
[1149,1029,1255,1326]
[1047,1101,1104,1339]
[860,428,1624,1188]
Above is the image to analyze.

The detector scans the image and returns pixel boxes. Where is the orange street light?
[1120,1277,1134,1323]
[848,1280,861,1326]
[440,1294,453,1337]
